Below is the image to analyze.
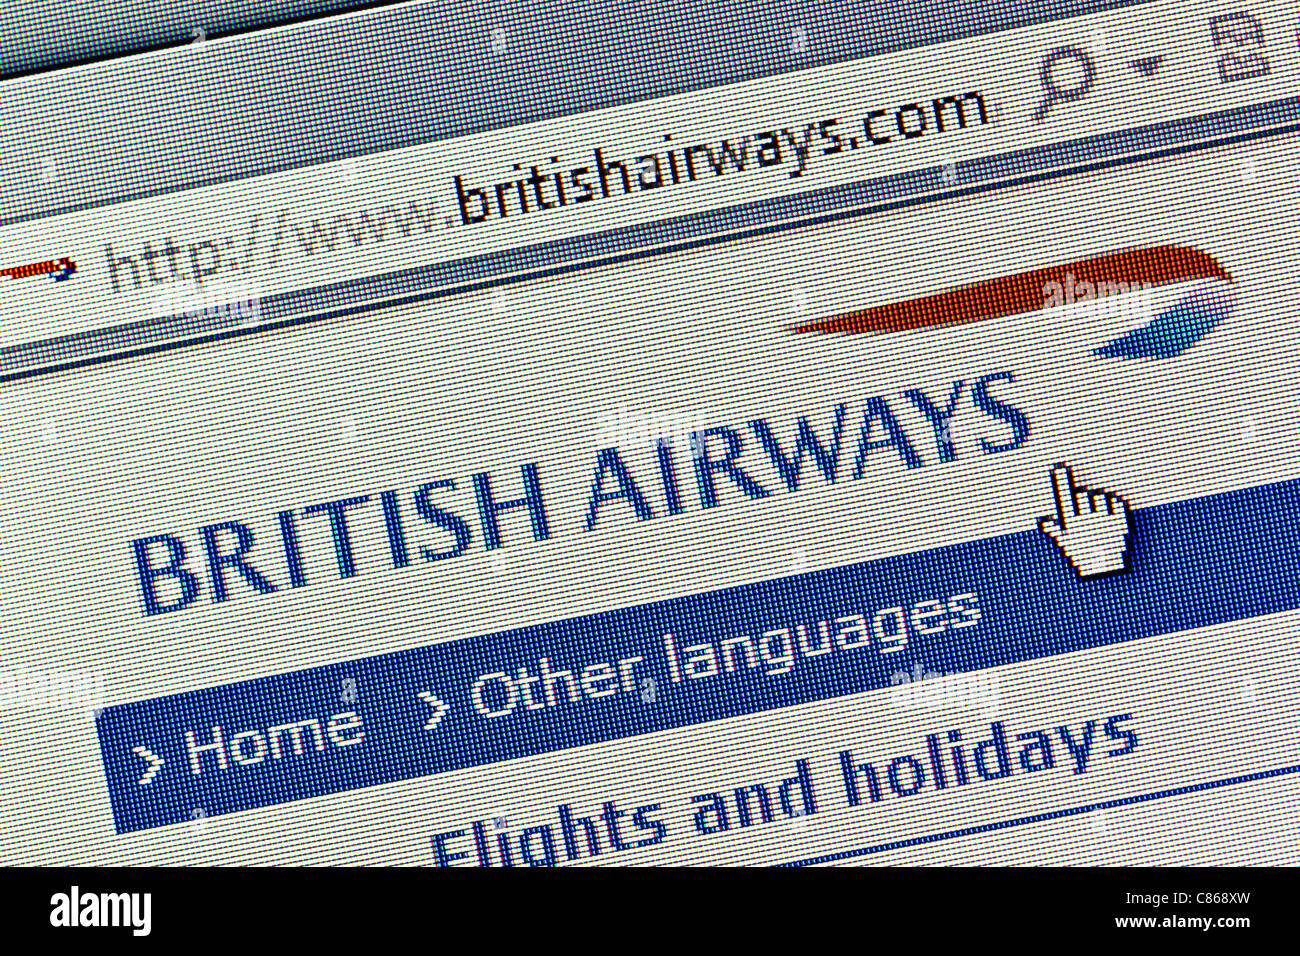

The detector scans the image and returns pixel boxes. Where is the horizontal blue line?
[777,763,1300,866]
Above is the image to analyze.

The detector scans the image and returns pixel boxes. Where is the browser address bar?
[98,90,993,302]
[0,0,1294,364]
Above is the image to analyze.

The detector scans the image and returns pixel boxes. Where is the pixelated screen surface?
[1,0,1298,866]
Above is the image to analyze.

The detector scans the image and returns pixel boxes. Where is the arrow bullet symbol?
[418,691,450,731]
[133,746,164,785]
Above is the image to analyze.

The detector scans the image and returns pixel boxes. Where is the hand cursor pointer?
[1039,463,1132,577]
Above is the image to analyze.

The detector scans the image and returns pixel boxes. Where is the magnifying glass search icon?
[1035,46,1095,122]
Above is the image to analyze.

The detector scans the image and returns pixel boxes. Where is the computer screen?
[1,0,1295,889]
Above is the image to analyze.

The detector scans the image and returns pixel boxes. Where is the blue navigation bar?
[97,477,1300,833]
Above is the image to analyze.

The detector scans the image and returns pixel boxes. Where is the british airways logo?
[795,245,1234,360]
[129,370,1031,616]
